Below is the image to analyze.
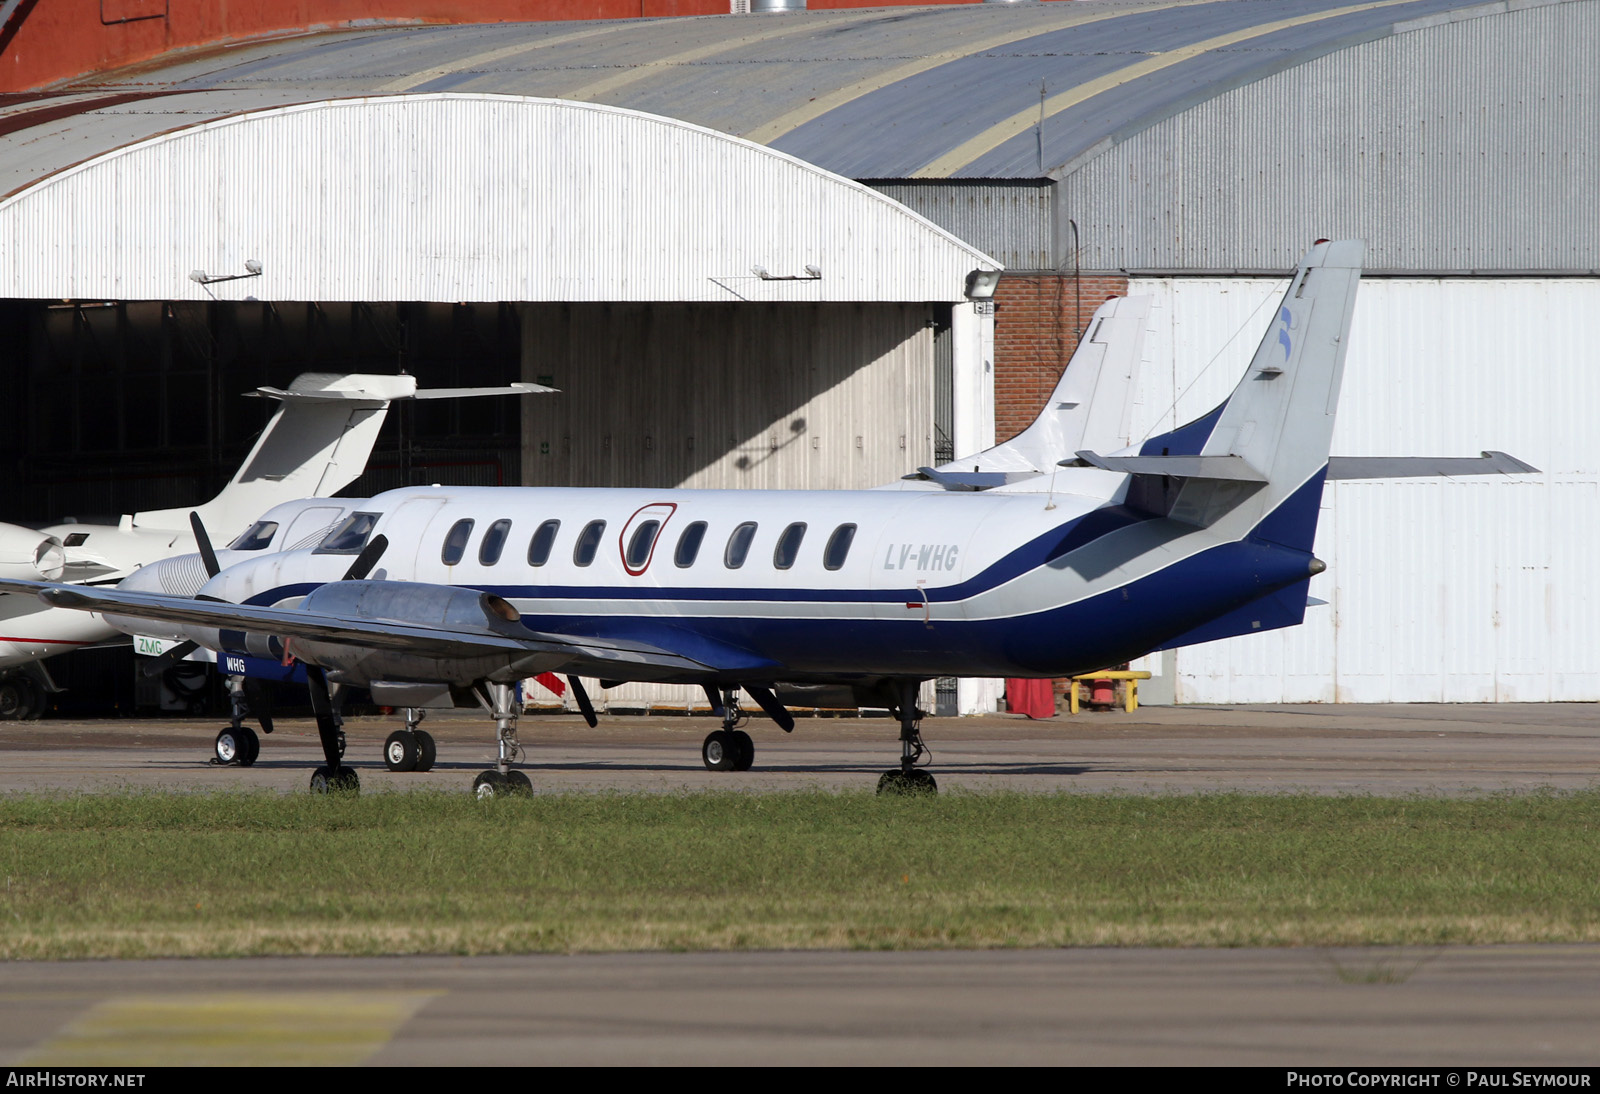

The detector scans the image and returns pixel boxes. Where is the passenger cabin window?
[674,521,707,568]
[824,523,857,571]
[441,519,475,565]
[724,522,758,569]
[574,520,606,567]
[527,520,560,566]
[228,521,279,551]
[625,520,661,570]
[315,512,381,555]
[479,519,513,566]
[773,522,807,570]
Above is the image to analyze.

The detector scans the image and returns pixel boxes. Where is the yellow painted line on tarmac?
[20,991,440,1067]
[909,0,1422,178]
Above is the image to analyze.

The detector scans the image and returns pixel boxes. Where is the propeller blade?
[139,639,199,678]
[743,685,795,733]
[567,675,598,728]
[342,534,389,581]
[189,512,219,579]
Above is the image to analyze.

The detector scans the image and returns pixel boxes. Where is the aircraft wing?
[0,579,719,677]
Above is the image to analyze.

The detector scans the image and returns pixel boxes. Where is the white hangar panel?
[0,94,994,304]
[1127,276,1600,704]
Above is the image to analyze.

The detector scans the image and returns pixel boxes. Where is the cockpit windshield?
[227,521,279,551]
[314,512,382,555]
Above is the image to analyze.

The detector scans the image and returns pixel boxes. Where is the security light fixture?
[190,261,264,285]
[964,269,1001,300]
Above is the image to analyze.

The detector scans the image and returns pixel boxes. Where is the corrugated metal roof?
[0,0,1526,191]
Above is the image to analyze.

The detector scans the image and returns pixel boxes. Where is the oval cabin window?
[724,522,758,569]
[773,522,807,570]
[441,519,475,565]
[479,519,513,566]
[527,520,560,566]
[573,520,607,567]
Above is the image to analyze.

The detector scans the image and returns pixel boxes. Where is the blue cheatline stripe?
[503,533,1321,680]
[236,472,1329,655]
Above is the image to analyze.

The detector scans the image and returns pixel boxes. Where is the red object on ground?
[1089,678,1116,708]
[534,672,566,698]
[1006,678,1055,719]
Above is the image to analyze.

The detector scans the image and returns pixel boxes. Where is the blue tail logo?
[1277,307,1293,359]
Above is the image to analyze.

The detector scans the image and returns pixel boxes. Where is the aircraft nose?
[123,552,214,597]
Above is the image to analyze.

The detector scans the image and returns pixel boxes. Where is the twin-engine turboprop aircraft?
[0,241,1537,795]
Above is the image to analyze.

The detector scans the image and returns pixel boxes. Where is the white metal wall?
[1127,276,1600,703]
[0,95,994,303]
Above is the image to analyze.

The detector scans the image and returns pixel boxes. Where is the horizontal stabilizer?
[903,467,1039,491]
[1064,451,1269,483]
[1325,451,1538,479]
[248,374,556,405]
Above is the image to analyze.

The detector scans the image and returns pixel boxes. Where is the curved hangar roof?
[0,95,993,302]
[1,0,1535,186]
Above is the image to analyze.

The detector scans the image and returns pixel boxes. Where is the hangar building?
[1,0,1595,710]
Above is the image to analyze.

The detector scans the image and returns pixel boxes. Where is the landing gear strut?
[306,666,358,793]
[877,680,936,795]
[702,688,754,772]
[383,708,437,773]
[472,682,532,799]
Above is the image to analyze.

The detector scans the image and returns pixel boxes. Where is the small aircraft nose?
[121,552,215,598]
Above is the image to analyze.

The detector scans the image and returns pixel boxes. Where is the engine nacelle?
[194,580,560,688]
[0,523,65,581]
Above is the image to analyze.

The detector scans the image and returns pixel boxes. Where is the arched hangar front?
[0,93,999,505]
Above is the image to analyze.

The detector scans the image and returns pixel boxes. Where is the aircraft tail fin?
[133,373,552,542]
[1085,240,1365,549]
[936,294,1152,481]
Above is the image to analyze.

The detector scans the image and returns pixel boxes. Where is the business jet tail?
[132,373,551,543]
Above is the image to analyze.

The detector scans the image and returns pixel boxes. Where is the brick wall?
[992,273,1129,443]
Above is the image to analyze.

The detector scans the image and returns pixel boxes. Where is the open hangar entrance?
[0,93,997,715]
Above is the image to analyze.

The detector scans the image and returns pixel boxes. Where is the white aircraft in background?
[0,372,549,720]
[2,241,1537,796]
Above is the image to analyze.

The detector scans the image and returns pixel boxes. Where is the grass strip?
[2,789,1599,958]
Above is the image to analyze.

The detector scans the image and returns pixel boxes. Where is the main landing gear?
[306,666,359,793]
[877,680,937,795]
[702,688,754,772]
[471,682,532,799]
[383,707,438,773]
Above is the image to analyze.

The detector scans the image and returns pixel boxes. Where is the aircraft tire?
[237,727,260,768]
[310,766,360,794]
[414,731,437,773]
[0,680,23,721]
[505,771,534,796]
[701,730,736,772]
[21,678,47,720]
[384,730,418,773]
[729,730,755,771]
[214,728,244,765]
[473,770,506,800]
